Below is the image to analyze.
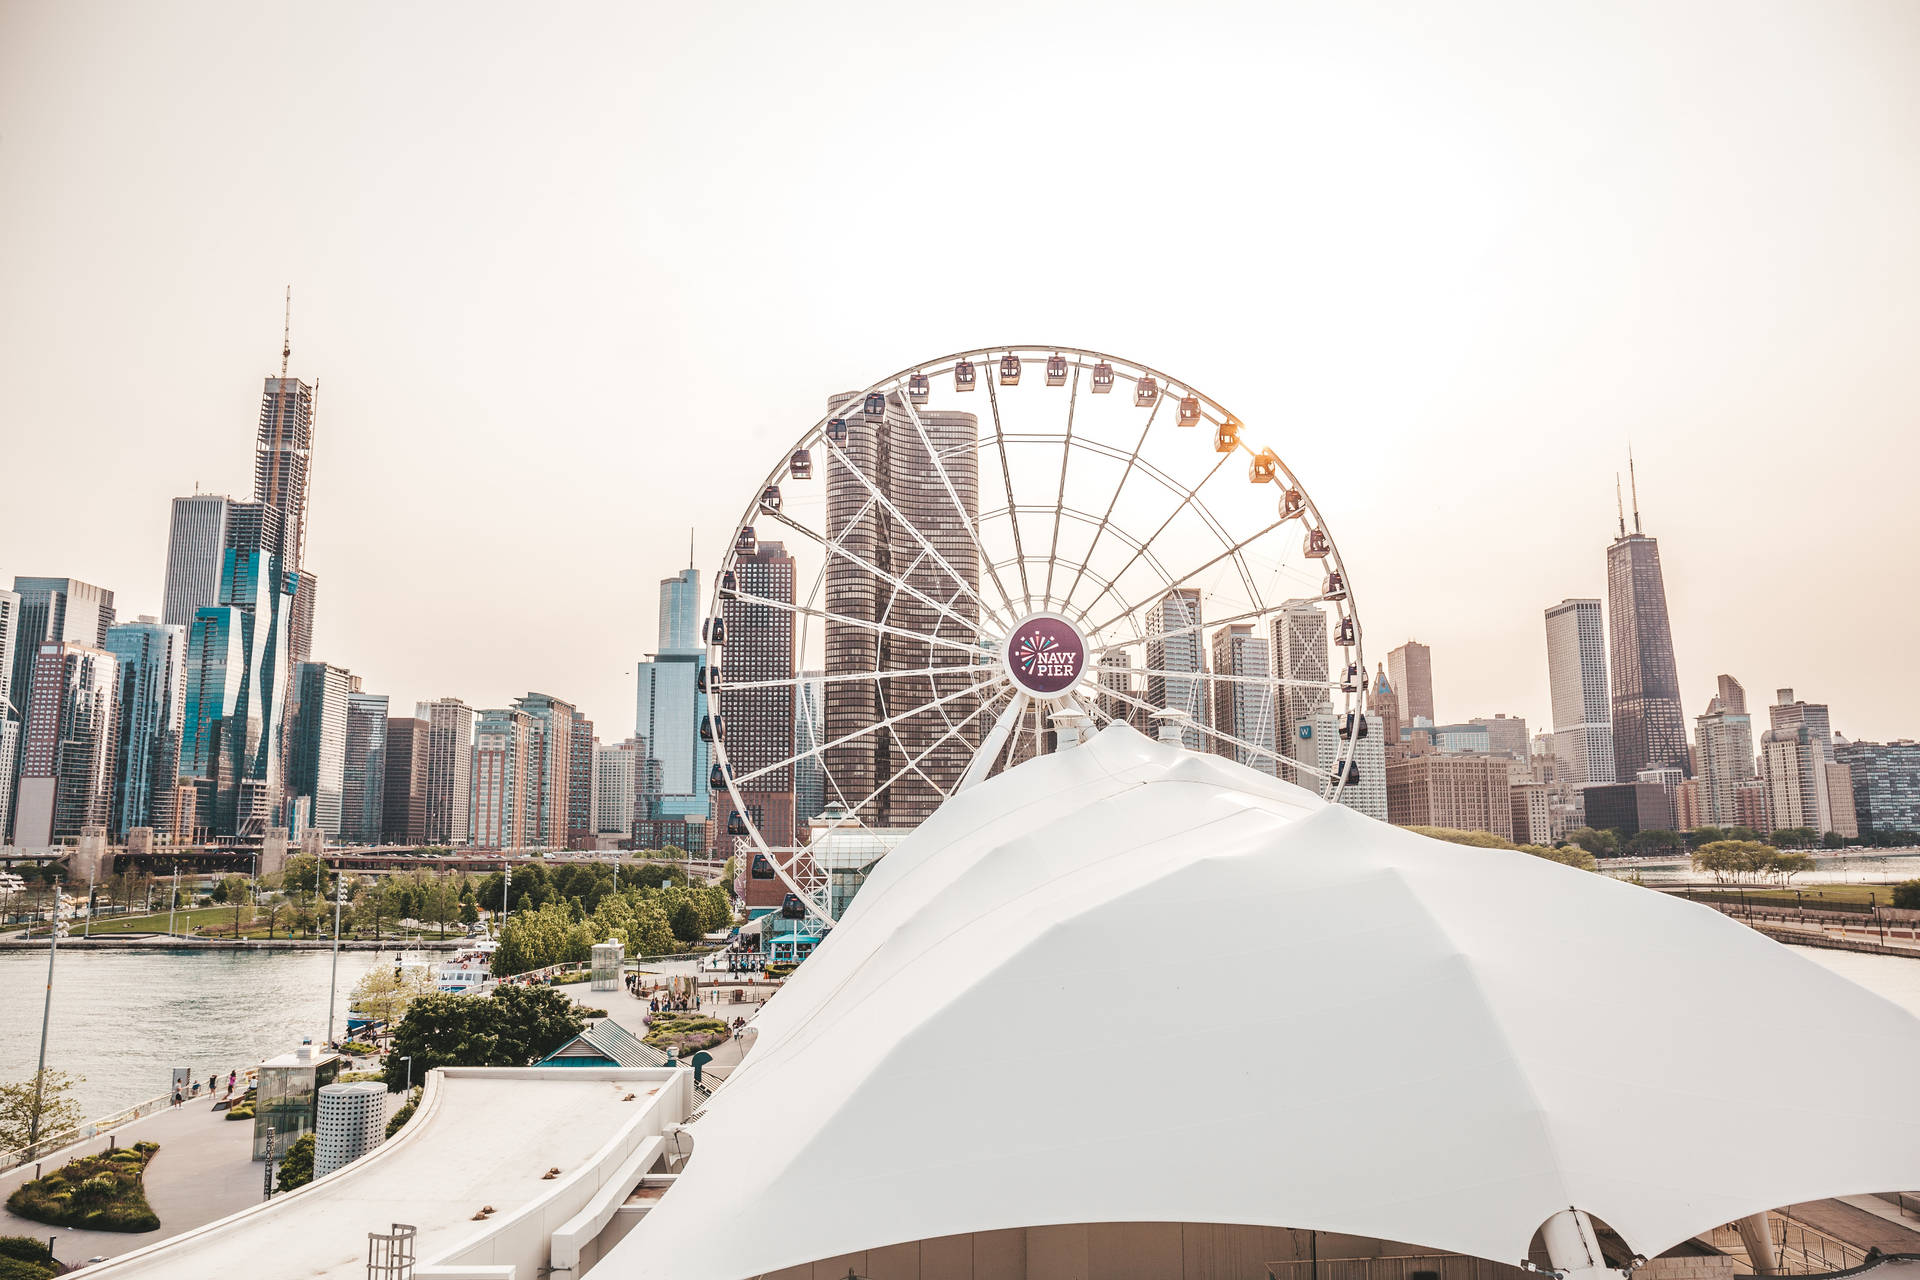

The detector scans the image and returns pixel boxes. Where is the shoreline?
[0,936,468,952]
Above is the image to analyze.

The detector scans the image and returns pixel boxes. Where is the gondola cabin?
[1303,528,1331,559]
[1214,419,1240,452]
[954,360,977,391]
[726,811,750,837]
[998,354,1021,385]
[826,417,847,444]
[907,372,931,404]
[1134,375,1159,407]
[1179,396,1202,428]
[751,854,776,880]
[863,392,886,420]
[760,484,782,514]
[1090,361,1115,393]
[1322,571,1347,601]
[1045,354,1068,386]
[701,713,722,743]
[1280,488,1306,520]
[1249,448,1279,484]
[789,449,812,480]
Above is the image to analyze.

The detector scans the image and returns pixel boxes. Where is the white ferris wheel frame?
[705,345,1366,925]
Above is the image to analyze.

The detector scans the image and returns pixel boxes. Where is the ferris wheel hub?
[1001,612,1091,699]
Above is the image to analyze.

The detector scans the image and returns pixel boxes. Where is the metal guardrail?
[0,1090,174,1173]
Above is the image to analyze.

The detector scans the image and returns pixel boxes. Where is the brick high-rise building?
[1694,681,1757,828]
[1386,640,1435,729]
[417,698,474,846]
[1606,470,1687,780]
[1385,753,1512,839]
[822,392,980,829]
[0,588,18,842]
[13,642,119,847]
[719,540,797,867]
[9,577,116,741]
[1470,715,1530,763]
[472,707,536,850]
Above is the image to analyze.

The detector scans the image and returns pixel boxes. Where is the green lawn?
[81,905,253,934]
[1676,884,1896,907]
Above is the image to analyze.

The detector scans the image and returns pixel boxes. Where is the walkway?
[0,1093,258,1268]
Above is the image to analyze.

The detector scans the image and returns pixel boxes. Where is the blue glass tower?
[104,617,187,839]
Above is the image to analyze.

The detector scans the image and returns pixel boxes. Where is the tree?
[259,893,289,939]
[1893,881,1920,911]
[275,1133,315,1191]
[383,987,585,1091]
[1565,827,1619,857]
[490,985,587,1065]
[459,897,480,929]
[1692,840,1774,882]
[349,963,439,1030]
[1764,850,1815,885]
[1768,826,1819,850]
[418,876,459,939]
[0,1070,86,1153]
[1624,829,1685,857]
[668,898,704,943]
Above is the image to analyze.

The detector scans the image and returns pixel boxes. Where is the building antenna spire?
[688,527,695,570]
[280,285,291,379]
[1628,446,1641,534]
[1615,473,1625,537]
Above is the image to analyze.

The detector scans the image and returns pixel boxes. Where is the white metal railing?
[0,1091,174,1173]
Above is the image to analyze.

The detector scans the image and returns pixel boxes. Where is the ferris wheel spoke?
[890,391,1027,630]
[723,661,994,694]
[811,683,1015,832]
[956,687,1031,792]
[1086,679,1336,784]
[726,669,1006,789]
[1088,599,1341,660]
[817,416,1013,634]
[1058,392,1164,617]
[718,589,988,662]
[981,363,1035,614]
[1072,449,1234,626]
[756,506,994,645]
[1083,514,1294,639]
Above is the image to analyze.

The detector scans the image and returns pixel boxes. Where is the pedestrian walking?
[171,1088,182,1109]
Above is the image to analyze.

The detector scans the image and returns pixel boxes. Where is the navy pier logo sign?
[1004,613,1088,697]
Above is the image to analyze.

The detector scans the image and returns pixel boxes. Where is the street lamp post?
[401,1056,414,1094]
[325,861,345,1047]
[166,863,179,938]
[26,877,62,1156]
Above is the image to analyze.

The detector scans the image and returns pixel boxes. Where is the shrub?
[642,1016,730,1055]
[384,1088,421,1139]
[1893,880,1920,911]
[5,1143,161,1232]
[275,1133,315,1191]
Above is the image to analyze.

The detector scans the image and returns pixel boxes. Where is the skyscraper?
[1272,601,1327,773]
[291,662,352,838]
[718,540,797,856]
[342,684,389,844]
[1469,715,1530,762]
[659,556,700,653]
[1544,598,1616,787]
[1835,739,1920,835]
[0,589,19,842]
[1384,753,1513,838]
[103,617,187,839]
[180,501,297,837]
[1760,724,1830,833]
[1605,470,1686,779]
[1386,640,1435,728]
[822,391,981,829]
[1096,651,1140,732]
[1146,588,1206,750]
[161,494,232,630]
[1209,624,1276,775]
[635,650,709,851]
[512,693,577,849]
[471,706,536,850]
[13,642,118,847]
[380,717,429,846]
[1370,663,1400,749]
[1694,680,1756,828]
[595,738,645,841]
[417,698,474,846]
[568,708,596,849]
[1312,701,1387,819]
[793,672,825,825]
[1769,689,1834,762]
[9,577,116,733]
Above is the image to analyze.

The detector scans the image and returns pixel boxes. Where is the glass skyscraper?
[104,617,187,839]
[291,662,352,837]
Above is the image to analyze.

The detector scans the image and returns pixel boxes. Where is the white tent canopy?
[608,726,1920,1280]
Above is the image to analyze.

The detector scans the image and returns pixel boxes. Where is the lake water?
[2,942,1919,1124]
[0,949,400,1119]
[1609,850,1920,886]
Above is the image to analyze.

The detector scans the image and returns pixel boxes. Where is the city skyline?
[4,2,1920,750]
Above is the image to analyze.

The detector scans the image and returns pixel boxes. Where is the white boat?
[434,938,499,992]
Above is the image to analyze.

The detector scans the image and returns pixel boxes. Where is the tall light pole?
[27,877,62,1154]
[500,864,510,935]
[325,861,346,1047]
[166,862,179,937]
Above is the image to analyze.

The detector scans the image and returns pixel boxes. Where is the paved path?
[0,1092,259,1268]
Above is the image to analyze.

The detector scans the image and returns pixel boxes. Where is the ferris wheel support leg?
[1540,1208,1622,1280]
[957,692,1031,793]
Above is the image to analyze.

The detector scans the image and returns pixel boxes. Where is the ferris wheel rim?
[705,343,1367,926]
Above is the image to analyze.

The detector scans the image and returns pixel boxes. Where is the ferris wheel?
[706,346,1364,924]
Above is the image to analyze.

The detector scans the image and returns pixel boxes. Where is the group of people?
[170,1069,243,1108]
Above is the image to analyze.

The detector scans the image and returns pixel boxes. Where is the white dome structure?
[608,726,1920,1280]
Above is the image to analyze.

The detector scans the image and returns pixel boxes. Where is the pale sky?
[2,1,1917,743]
